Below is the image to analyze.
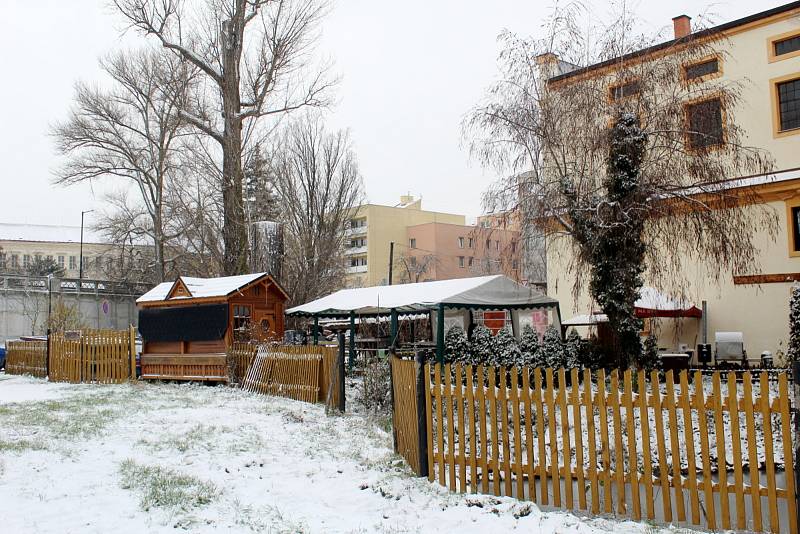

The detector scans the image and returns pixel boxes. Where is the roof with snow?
[286,275,558,317]
[0,223,108,245]
[137,272,286,304]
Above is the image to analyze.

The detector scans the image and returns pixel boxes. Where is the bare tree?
[271,113,364,305]
[114,0,335,275]
[396,252,438,283]
[464,3,777,366]
[51,48,195,283]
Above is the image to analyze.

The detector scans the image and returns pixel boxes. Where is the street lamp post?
[79,210,93,280]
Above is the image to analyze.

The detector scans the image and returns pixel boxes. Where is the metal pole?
[415,350,429,477]
[389,345,398,451]
[701,300,708,344]
[46,275,52,378]
[313,315,319,345]
[436,302,445,364]
[79,211,85,279]
[388,241,394,285]
[390,308,398,348]
[349,311,356,371]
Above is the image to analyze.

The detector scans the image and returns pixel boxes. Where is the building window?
[0,252,5,270]
[495,240,500,250]
[468,257,474,267]
[11,254,19,269]
[409,238,416,249]
[458,256,465,268]
[685,98,724,149]
[350,257,367,267]
[683,58,719,81]
[609,80,640,101]
[34,254,42,262]
[46,255,53,263]
[777,78,800,132]
[511,241,516,253]
[468,237,474,248]
[23,255,30,269]
[788,202,800,256]
[350,237,366,248]
[58,255,65,269]
[69,256,77,270]
[774,34,800,58]
[458,237,464,248]
[410,256,417,266]
[486,238,491,249]
[233,305,252,339]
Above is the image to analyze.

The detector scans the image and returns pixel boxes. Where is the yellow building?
[345,196,464,287]
[544,3,800,361]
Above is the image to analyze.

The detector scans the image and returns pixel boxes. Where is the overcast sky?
[0,0,788,228]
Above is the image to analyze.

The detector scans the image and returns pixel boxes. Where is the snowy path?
[0,374,687,533]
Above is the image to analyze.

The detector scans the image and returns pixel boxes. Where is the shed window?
[233,305,252,338]
[684,58,719,81]
[686,98,723,149]
[777,78,800,132]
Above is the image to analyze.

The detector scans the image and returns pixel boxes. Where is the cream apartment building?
[543,2,800,359]
[344,196,465,287]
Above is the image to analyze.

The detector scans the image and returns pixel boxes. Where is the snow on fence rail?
[231,343,342,408]
[5,340,47,377]
[391,357,798,534]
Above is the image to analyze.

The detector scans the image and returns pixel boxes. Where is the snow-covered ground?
[0,373,690,534]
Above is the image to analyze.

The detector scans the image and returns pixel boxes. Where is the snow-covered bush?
[519,324,543,367]
[564,329,583,369]
[443,325,469,364]
[492,328,522,368]
[789,287,800,364]
[469,324,494,365]
[639,333,660,371]
[539,325,567,368]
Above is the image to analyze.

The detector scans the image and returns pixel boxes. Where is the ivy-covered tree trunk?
[788,288,800,364]
[564,112,648,369]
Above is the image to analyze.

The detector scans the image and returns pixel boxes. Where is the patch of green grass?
[118,459,219,511]
[0,438,47,453]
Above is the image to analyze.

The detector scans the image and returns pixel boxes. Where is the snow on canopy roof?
[137,272,268,303]
[286,275,558,316]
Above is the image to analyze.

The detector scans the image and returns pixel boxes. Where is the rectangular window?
[233,304,252,340]
[34,254,42,262]
[409,238,416,249]
[486,239,491,249]
[790,205,800,255]
[46,255,53,263]
[468,237,474,248]
[775,35,800,57]
[495,240,500,250]
[11,254,19,269]
[23,255,30,268]
[458,256,465,268]
[410,256,417,266]
[58,255,65,269]
[777,78,800,132]
[685,98,723,149]
[69,256,77,270]
[0,252,5,270]
[610,80,640,101]
[684,58,719,81]
[458,237,464,248]
[468,257,474,267]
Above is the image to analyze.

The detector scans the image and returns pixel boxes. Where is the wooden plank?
[499,367,512,497]
[609,372,625,515]
[759,372,779,533]
[638,369,654,520]
[546,368,560,507]
[695,370,717,531]
[487,367,500,496]
[585,368,599,514]
[435,363,445,487]
[712,373,729,530]
[778,373,798,534]
[623,370,640,520]
[454,363,467,493]
[727,371,746,530]
[522,368,536,502]
[650,370,672,523]
[534,368,548,505]
[465,365,478,493]
[742,372,762,532]
[665,370,686,522]
[510,367,524,500]
[477,365,489,494]
[572,368,586,511]
[559,368,573,509]
[597,369,612,514]
[680,371,700,525]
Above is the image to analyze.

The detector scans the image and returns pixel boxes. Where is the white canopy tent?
[286,275,560,362]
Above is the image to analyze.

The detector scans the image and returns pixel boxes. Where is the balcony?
[346,246,368,255]
[347,265,368,274]
[345,224,367,236]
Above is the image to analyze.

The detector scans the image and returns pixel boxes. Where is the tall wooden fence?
[5,340,47,377]
[392,360,798,534]
[49,328,136,383]
[232,344,342,408]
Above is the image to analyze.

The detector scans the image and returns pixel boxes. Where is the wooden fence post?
[129,325,137,381]
[415,350,429,478]
[389,348,398,452]
[793,361,800,526]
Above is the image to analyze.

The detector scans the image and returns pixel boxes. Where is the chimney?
[672,15,692,39]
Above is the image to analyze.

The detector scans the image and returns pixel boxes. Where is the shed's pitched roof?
[137,272,285,304]
[286,275,558,317]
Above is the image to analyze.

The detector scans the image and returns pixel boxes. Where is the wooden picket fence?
[236,344,341,407]
[394,362,798,534]
[5,340,47,377]
[49,328,136,383]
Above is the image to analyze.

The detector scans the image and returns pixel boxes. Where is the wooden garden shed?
[136,272,288,381]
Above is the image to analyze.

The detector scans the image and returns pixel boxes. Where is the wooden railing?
[398,363,798,534]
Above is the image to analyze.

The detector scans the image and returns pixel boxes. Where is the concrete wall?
[0,275,140,343]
